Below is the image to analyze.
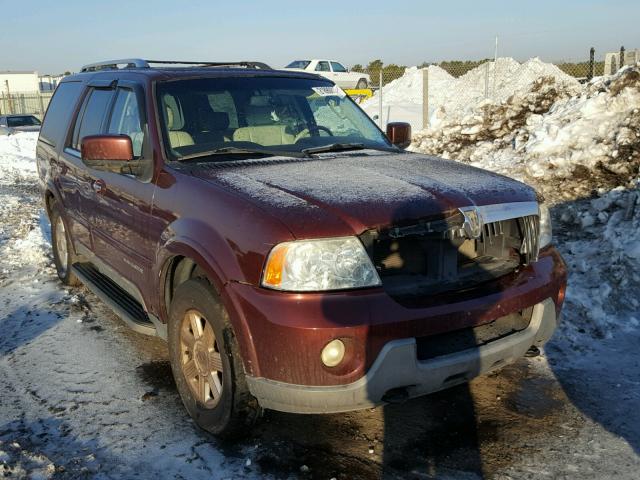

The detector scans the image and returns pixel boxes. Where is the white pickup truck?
[284,60,370,89]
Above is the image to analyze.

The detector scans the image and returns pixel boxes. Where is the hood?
[190,151,537,238]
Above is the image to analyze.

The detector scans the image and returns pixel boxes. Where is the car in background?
[0,114,42,133]
[284,60,370,89]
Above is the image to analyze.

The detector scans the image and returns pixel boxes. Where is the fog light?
[321,339,345,367]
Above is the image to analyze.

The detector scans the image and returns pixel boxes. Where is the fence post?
[620,46,626,69]
[588,47,595,81]
[5,81,13,114]
[378,70,383,129]
[484,62,490,99]
[422,67,429,130]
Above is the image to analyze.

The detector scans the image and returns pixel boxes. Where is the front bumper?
[246,297,557,414]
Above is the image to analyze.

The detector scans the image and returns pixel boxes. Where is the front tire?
[168,278,261,438]
[50,200,80,286]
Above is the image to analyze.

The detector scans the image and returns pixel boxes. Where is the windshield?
[285,60,311,69]
[156,76,393,161]
[7,116,41,127]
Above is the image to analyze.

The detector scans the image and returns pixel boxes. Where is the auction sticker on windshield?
[312,86,347,98]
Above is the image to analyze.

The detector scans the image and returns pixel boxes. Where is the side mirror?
[386,122,412,150]
[81,135,133,162]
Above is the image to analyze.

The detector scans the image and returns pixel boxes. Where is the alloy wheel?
[179,309,224,408]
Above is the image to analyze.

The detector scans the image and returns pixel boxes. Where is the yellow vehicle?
[344,88,373,103]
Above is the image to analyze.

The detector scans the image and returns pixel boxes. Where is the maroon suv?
[36,59,567,437]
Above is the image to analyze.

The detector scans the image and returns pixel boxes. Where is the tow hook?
[382,387,411,404]
[525,345,541,358]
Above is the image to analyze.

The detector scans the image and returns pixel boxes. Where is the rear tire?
[356,78,368,89]
[50,200,80,286]
[168,278,261,438]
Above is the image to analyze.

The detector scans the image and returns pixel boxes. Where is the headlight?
[262,237,381,292]
[539,203,553,248]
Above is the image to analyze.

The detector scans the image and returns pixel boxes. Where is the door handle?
[92,179,107,195]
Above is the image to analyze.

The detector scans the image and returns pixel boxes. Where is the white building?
[0,71,39,94]
[604,49,639,75]
[39,74,66,92]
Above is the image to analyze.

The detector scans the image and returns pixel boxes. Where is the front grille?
[416,308,534,361]
[518,215,540,264]
[360,211,540,300]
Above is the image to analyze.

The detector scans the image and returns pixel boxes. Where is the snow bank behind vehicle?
[0,132,39,186]
[360,57,580,130]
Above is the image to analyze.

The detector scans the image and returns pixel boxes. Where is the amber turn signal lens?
[262,244,288,288]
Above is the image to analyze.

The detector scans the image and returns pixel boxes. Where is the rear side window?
[39,82,83,147]
[72,88,114,150]
[315,61,330,72]
[286,60,311,69]
[108,88,143,157]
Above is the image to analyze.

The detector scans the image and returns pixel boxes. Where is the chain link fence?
[0,91,54,118]
[351,50,615,132]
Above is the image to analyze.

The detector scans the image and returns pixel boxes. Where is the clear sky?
[2,0,638,74]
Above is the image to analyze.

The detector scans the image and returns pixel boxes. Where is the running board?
[72,262,158,337]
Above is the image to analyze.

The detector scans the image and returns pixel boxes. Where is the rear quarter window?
[39,82,84,147]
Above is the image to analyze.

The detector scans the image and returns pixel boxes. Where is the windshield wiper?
[178,146,308,161]
[301,143,365,155]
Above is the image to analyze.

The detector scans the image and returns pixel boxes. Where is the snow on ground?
[0,132,39,186]
[361,57,580,131]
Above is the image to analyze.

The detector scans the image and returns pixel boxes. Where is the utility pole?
[493,35,499,96]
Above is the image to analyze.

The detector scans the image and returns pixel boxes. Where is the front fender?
[152,220,263,376]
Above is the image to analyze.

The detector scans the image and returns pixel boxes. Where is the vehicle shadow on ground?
[247,386,484,480]
[0,303,65,357]
[0,416,112,478]
[546,326,640,455]
[544,198,640,456]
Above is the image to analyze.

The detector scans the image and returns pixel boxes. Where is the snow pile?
[412,64,640,202]
[368,65,453,105]
[361,57,580,130]
[0,132,39,185]
[361,65,453,130]
[553,186,640,342]
[430,57,581,129]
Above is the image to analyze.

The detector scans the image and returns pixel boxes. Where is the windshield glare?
[156,77,392,160]
[7,116,41,127]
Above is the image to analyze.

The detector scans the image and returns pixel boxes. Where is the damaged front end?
[360,202,541,302]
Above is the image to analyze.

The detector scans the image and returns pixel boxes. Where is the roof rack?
[80,59,272,73]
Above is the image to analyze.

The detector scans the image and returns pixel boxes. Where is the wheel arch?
[156,239,259,376]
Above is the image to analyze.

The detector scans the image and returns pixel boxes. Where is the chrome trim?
[458,206,483,239]
[458,202,541,264]
[475,201,539,224]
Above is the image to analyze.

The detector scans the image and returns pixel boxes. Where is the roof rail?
[80,59,271,72]
[80,59,150,72]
